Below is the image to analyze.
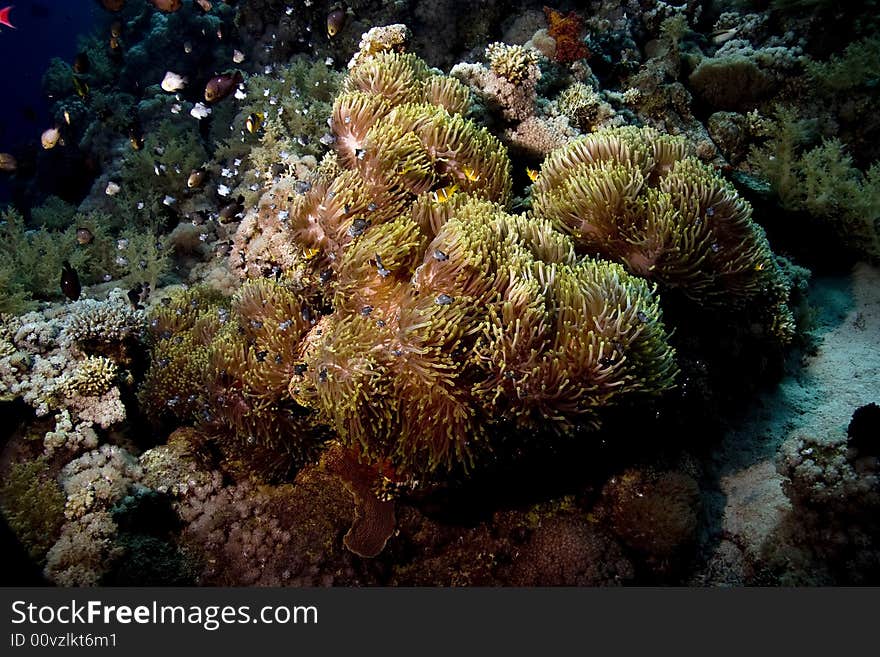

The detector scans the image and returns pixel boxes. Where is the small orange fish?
[431,184,458,203]
[526,167,539,183]
[462,165,480,182]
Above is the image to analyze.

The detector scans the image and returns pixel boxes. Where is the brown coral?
[139,284,328,481]
[544,7,590,64]
[596,468,701,574]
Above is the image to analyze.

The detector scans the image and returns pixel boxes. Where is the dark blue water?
[0,0,98,204]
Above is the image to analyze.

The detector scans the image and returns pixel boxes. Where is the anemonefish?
[432,184,458,203]
[0,6,15,30]
[462,165,481,182]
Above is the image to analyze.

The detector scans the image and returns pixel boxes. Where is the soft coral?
[544,6,590,63]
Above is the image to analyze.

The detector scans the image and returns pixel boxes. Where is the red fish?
[0,6,15,29]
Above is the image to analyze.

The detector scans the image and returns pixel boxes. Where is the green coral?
[805,36,880,90]
[117,119,208,218]
[0,207,170,309]
[0,263,34,314]
[0,457,66,564]
[31,196,78,231]
[0,208,89,304]
[41,57,74,99]
[749,108,880,260]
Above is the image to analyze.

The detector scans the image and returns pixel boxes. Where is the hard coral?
[486,42,540,85]
[451,47,541,123]
[0,289,141,431]
[543,7,590,64]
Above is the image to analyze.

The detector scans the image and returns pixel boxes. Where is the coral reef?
[5,0,877,587]
[0,289,142,435]
[765,406,880,584]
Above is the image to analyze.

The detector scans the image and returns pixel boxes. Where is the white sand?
[702,263,880,582]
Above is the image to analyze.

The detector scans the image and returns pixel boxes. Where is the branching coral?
[44,510,124,586]
[60,444,145,521]
[0,289,142,432]
[347,23,412,70]
[451,43,541,123]
[532,125,796,342]
[486,42,540,85]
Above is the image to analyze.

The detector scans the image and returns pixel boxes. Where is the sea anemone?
[532,126,796,341]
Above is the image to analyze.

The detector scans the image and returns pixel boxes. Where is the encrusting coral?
[531,125,796,342]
